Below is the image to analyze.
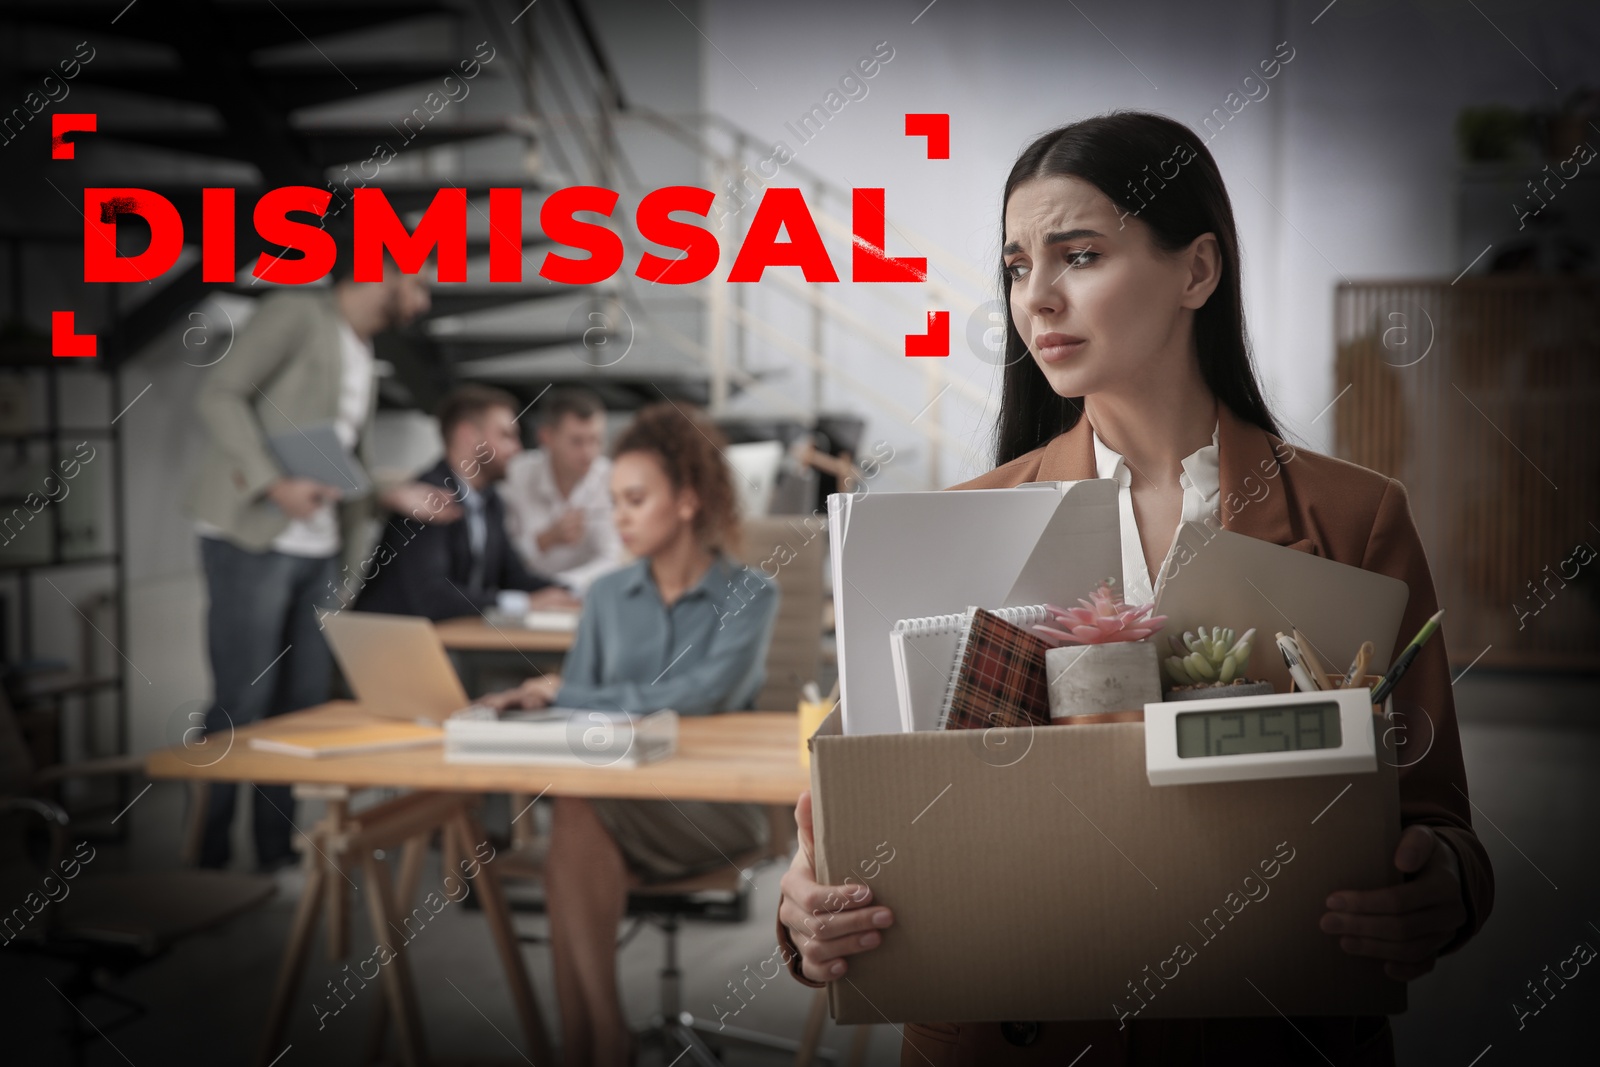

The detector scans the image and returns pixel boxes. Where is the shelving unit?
[1,254,130,834]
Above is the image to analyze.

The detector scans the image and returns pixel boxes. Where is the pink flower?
[1032,579,1168,646]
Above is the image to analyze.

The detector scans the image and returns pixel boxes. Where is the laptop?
[322,611,678,766]
[322,611,480,723]
[267,421,372,499]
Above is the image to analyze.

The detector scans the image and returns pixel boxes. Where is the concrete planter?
[1045,641,1162,723]
[1164,679,1276,702]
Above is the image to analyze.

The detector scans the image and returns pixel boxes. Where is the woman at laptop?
[482,401,779,1067]
[773,111,1494,1066]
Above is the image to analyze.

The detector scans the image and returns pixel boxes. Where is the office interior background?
[1,0,1596,1063]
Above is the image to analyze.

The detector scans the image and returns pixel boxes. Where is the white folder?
[829,480,1122,735]
[1152,522,1411,694]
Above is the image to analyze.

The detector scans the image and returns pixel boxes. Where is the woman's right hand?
[479,675,560,711]
[777,790,894,982]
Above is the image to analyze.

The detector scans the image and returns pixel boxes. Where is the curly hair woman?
[485,401,779,1066]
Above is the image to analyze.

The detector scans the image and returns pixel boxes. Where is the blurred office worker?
[186,260,438,871]
[500,385,628,596]
[354,385,579,620]
[483,402,778,1067]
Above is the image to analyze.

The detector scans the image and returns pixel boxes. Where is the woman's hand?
[777,790,894,982]
[1320,824,1466,980]
[480,675,561,711]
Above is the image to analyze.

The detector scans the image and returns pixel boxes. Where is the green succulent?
[1165,626,1256,686]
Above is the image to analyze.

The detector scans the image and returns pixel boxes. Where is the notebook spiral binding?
[895,603,1054,637]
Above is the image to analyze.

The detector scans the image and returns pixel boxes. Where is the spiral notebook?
[890,604,1053,732]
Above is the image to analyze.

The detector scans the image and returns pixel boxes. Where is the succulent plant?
[1165,626,1257,686]
[1033,577,1168,646]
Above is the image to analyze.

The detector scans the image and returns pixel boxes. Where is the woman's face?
[1003,174,1218,399]
[610,450,699,559]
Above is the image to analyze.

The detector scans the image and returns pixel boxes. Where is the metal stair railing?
[486,0,1003,487]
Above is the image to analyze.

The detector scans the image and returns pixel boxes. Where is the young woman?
[484,402,779,1067]
[775,111,1493,1066]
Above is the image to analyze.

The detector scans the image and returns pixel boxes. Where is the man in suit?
[186,255,445,871]
[354,385,581,620]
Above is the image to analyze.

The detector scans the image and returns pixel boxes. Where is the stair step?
[3,1,458,50]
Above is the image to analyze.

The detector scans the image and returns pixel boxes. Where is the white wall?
[699,0,1598,482]
[32,0,1599,756]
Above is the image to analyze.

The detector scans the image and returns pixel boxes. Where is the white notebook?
[890,604,1054,732]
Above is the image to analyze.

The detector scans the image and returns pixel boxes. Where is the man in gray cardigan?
[185,262,444,870]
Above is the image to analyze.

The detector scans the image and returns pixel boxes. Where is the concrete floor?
[2,670,1596,1065]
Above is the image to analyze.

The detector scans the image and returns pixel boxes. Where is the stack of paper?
[444,707,677,766]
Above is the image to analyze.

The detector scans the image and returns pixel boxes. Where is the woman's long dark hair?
[993,110,1281,466]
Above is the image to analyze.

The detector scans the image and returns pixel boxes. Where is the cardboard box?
[808,710,1405,1024]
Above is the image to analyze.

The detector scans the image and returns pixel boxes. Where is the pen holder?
[798,698,831,769]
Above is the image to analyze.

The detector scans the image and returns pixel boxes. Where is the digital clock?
[1144,687,1384,786]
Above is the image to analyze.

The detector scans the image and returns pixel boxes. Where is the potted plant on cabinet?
[1162,625,1274,700]
[1033,577,1166,724]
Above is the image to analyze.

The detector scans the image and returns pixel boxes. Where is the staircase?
[5,0,998,489]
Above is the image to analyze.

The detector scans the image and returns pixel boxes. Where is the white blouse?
[1091,419,1221,608]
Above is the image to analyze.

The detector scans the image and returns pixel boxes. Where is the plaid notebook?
[938,608,1052,731]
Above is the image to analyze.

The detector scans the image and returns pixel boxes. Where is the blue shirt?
[553,554,780,715]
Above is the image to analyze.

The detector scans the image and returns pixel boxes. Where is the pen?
[1291,628,1334,690]
[1370,609,1445,705]
[1275,631,1322,692]
[1341,641,1374,690]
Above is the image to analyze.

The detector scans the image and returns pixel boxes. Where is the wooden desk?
[434,615,575,654]
[144,704,808,1066]
[147,702,808,802]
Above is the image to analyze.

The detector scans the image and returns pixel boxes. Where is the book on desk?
[247,720,444,758]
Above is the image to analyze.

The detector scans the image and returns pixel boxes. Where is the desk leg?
[794,987,829,1067]
[452,807,554,1066]
[441,818,464,884]
[847,1025,874,1067]
[256,852,327,1067]
[361,851,428,1067]
[182,781,209,866]
[508,791,534,851]
[324,798,350,961]
[364,833,431,1065]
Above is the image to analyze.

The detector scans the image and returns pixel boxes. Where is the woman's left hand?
[1320,824,1465,981]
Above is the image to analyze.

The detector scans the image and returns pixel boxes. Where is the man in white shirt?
[186,252,446,872]
[500,386,627,596]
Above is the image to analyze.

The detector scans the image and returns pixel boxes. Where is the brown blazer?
[779,403,1493,1067]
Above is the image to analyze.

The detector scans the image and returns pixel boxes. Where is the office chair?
[0,691,276,1067]
[620,804,843,1066]
[502,804,839,1066]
